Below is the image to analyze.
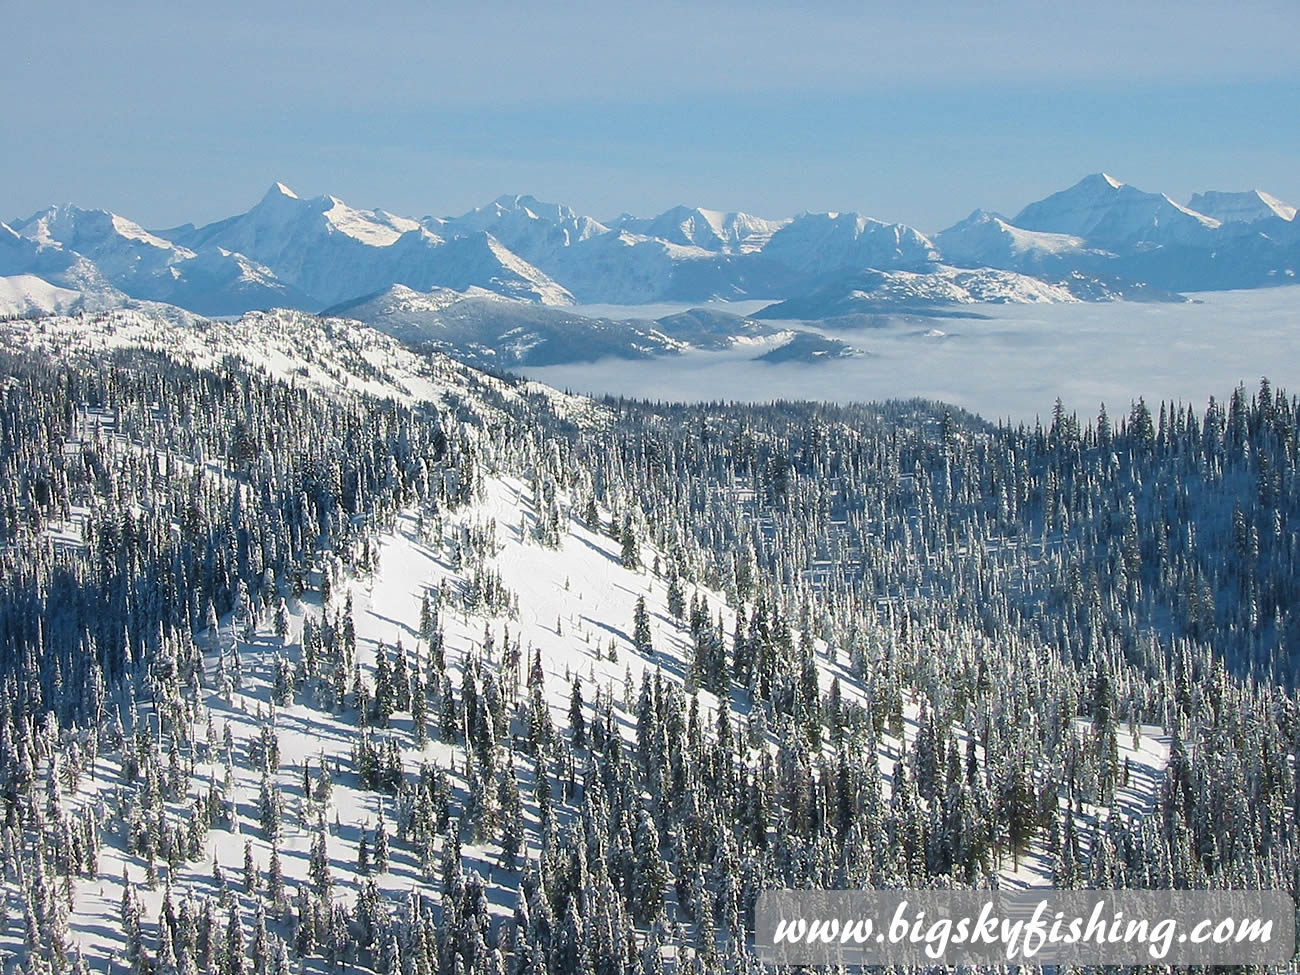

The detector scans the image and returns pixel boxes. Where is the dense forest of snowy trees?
[0,320,1298,974]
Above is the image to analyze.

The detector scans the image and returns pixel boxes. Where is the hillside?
[0,308,1293,974]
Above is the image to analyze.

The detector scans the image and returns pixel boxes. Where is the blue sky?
[4,0,1298,231]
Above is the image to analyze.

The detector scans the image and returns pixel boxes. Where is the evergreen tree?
[569,677,586,747]
[632,597,653,656]
[620,512,640,570]
[631,810,665,925]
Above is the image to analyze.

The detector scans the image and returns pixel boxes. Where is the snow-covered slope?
[446,194,610,256]
[42,455,1170,968]
[0,273,86,316]
[440,195,785,304]
[0,220,121,294]
[0,305,566,422]
[170,182,420,255]
[14,204,190,282]
[328,282,685,366]
[761,211,940,274]
[8,204,312,314]
[931,211,1190,300]
[326,282,513,320]
[0,219,49,272]
[0,304,1202,971]
[614,205,789,253]
[42,470,730,965]
[1187,189,1297,224]
[1013,173,1221,248]
[754,264,1079,319]
[936,175,1299,294]
[160,183,573,308]
[410,232,575,306]
[557,230,732,303]
[328,283,799,365]
[935,209,1093,268]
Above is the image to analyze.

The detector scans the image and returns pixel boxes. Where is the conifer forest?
[0,307,1298,974]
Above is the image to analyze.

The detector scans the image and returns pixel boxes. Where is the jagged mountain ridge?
[164,183,574,308]
[5,174,1297,318]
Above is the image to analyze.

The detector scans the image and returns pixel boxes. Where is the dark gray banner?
[754,889,1295,965]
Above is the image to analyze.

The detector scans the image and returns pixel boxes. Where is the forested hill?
[577,383,1300,686]
[0,310,1297,974]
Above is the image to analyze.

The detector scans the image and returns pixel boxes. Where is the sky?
[3,0,1298,232]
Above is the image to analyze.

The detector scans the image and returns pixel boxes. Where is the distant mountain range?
[3,174,1297,324]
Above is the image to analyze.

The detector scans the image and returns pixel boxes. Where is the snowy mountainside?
[933,209,1095,268]
[753,264,1082,319]
[2,307,457,407]
[761,211,941,274]
[49,469,791,967]
[1187,189,1297,224]
[14,204,193,280]
[443,197,795,304]
[612,206,790,254]
[442,234,574,307]
[0,306,607,429]
[325,284,799,367]
[7,401,1169,969]
[443,194,611,258]
[3,321,1296,974]
[322,286,686,367]
[9,204,312,314]
[1011,173,1221,247]
[158,184,573,309]
[552,230,797,304]
[0,273,95,317]
[944,174,1299,294]
[1,220,134,299]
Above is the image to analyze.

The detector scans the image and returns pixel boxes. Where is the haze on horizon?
[3,0,1298,232]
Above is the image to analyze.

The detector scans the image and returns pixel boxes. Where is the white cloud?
[521,287,1300,424]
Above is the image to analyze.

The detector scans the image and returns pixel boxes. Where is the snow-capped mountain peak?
[14,204,188,258]
[625,205,728,250]
[934,209,1091,269]
[762,210,940,273]
[613,205,790,254]
[1013,172,1220,247]
[1162,194,1220,227]
[153,186,570,307]
[321,198,421,247]
[450,193,611,245]
[242,184,421,247]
